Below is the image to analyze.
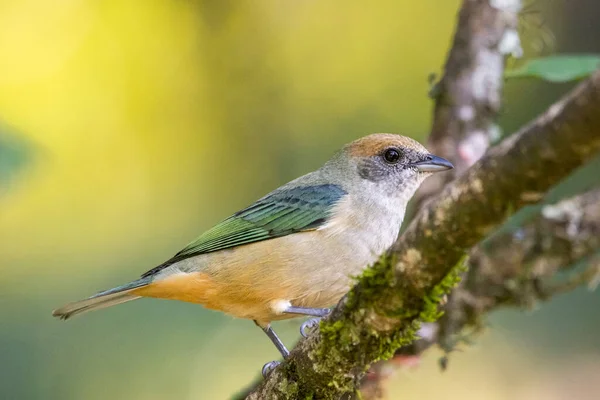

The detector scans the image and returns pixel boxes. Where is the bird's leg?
[282,306,331,317]
[254,308,332,377]
[255,320,289,378]
[259,323,290,358]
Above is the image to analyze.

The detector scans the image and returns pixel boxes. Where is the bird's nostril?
[425,155,433,161]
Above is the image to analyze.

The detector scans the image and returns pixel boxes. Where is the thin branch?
[245,69,600,399]
[414,187,600,359]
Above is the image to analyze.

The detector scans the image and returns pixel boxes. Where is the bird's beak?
[411,154,454,172]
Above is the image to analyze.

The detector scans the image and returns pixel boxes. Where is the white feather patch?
[270,299,292,315]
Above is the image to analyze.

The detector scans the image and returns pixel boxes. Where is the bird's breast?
[318,194,404,260]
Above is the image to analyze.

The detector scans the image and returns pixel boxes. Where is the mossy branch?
[359,187,600,398]
[244,70,600,399]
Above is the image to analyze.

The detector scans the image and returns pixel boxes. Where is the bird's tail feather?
[52,277,151,320]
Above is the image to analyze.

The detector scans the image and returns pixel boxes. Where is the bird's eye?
[383,148,401,164]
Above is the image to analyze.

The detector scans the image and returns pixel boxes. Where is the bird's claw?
[262,360,281,378]
[300,317,322,338]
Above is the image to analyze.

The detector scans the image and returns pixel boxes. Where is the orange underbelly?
[130,231,357,322]
[131,272,213,304]
[130,271,299,322]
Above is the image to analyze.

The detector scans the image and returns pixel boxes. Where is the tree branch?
[465,188,600,307]
[360,1,522,395]
[245,67,600,399]
[359,188,600,398]
[417,0,522,204]
[423,187,600,356]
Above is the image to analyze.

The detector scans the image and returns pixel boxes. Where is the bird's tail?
[52,277,152,320]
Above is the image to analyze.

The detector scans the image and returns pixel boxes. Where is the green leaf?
[505,55,600,82]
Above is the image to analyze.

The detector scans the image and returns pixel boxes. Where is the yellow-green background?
[1,1,599,399]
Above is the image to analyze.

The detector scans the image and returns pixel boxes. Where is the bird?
[52,133,453,375]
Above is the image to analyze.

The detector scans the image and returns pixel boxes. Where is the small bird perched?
[53,133,452,375]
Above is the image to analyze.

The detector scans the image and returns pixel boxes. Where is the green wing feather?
[142,184,346,277]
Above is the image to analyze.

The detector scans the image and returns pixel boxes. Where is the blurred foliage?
[0,1,599,400]
[0,122,34,196]
[505,54,600,82]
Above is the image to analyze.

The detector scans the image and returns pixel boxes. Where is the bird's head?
[326,133,453,203]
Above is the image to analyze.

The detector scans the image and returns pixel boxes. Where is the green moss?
[346,254,397,310]
[376,255,468,363]
[276,361,318,399]
[292,254,468,399]
[311,320,356,393]
[276,376,299,398]
[374,322,419,361]
[419,254,468,323]
[322,253,467,359]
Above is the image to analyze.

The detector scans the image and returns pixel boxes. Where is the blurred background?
[1,1,599,399]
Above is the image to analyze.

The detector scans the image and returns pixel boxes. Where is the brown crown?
[345,133,428,157]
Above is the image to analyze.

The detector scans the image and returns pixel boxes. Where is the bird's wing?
[141,184,347,277]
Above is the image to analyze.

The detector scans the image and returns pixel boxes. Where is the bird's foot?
[262,360,281,378]
[300,317,322,338]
